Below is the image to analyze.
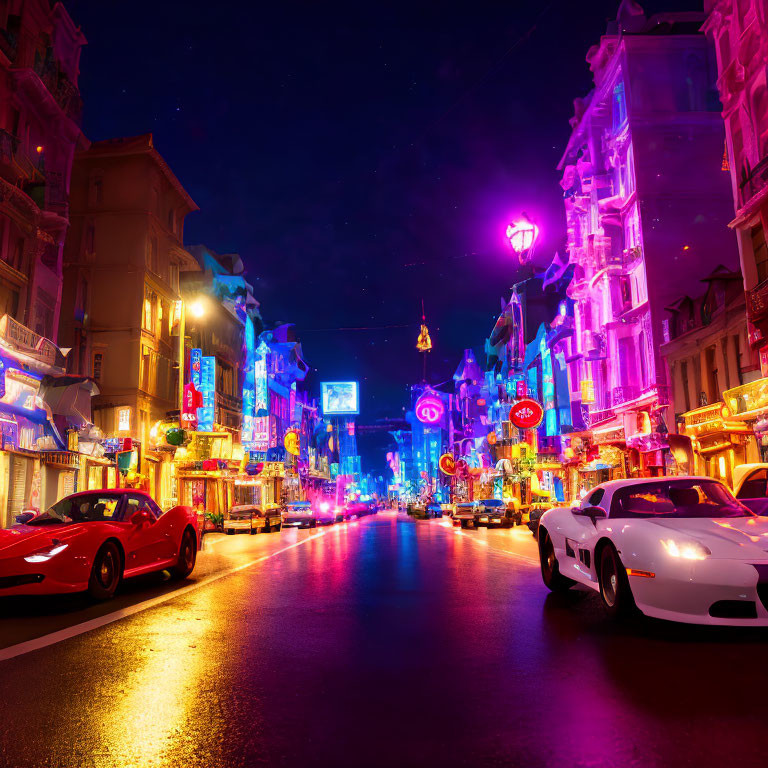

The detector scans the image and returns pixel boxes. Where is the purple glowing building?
[558,0,739,479]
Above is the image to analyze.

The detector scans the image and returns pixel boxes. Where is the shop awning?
[40,375,98,431]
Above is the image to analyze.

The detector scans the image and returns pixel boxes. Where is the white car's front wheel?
[598,543,636,619]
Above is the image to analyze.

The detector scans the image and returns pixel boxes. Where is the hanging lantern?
[416,323,432,353]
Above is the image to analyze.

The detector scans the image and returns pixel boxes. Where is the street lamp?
[177,297,206,413]
[506,216,539,264]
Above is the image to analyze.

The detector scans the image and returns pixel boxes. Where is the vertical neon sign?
[254,339,269,451]
[241,316,256,448]
[198,356,215,431]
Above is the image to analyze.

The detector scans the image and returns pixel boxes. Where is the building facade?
[59,134,199,500]
[559,2,739,482]
[0,1,85,342]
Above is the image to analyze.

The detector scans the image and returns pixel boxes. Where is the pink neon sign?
[415,391,445,424]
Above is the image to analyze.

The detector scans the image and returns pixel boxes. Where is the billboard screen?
[321,381,360,416]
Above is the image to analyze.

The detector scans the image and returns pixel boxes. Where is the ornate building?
[558,1,738,478]
[0,0,85,340]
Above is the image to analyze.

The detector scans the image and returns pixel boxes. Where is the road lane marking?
[0,528,331,662]
[451,528,540,565]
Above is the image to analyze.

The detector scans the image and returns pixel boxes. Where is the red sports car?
[0,489,200,600]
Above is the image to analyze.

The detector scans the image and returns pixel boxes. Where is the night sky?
[64,0,703,472]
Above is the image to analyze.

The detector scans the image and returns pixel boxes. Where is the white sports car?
[538,476,768,625]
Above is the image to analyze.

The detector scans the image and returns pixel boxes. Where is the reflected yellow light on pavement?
[95,588,215,766]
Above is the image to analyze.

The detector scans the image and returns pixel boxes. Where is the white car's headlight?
[24,541,68,563]
[660,539,711,560]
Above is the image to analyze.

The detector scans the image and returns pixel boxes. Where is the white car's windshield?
[610,480,753,519]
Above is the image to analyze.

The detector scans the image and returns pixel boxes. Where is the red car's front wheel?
[172,528,197,579]
[88,542,122,601]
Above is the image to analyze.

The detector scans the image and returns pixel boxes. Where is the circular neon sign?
[438,453,456,476]
[415,391,445,424]
[509,398,544,429]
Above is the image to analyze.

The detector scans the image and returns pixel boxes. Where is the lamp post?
[177,298,206,416]
[506,216,539,264]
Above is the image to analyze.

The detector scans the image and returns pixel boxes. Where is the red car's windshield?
[28,494,123,525]
[610,480,753,519]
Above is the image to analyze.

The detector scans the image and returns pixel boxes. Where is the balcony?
[31,54,83,126]
[739,155,768,209]
[0,129,46,184]
[747,277,768,323]
[611,386,639,406]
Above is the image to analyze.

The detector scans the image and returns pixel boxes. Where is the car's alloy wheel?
[172,529,197,579]
[88,542,121,600]
[598,544,635,619]
[538,530,574,592]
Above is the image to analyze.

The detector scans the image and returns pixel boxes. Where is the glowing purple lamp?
[506,218,539,264]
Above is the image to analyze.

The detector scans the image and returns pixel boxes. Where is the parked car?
[538,476,768,624]
[344,501,372,519]
[527,502,554,538]
[282,501,316,528]
[225,505,283,535]
[0,489,199,601]
[412,501,442,519]
[441,503,456,518]
[473,499,517,528]
[453,502,477,528]
[732,463,768,515]
[312,500,338,526]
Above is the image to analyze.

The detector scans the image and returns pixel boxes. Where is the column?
[715,338,728,401]
[726,333,741,388]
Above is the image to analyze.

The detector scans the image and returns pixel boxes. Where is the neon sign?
[197,356,215,431]
[241,316,256,447]
[509,398,544,429]
[254,340,269,451]
[438,453,455,476]
[415,391,444,424]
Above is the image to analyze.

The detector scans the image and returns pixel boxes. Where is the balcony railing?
[611,386,639,406]
[32,54,83,125]
[739,155,768,209]
[0,129,45,182]
[747,277,768,322]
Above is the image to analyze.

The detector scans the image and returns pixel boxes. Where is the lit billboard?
[321,381,359,416]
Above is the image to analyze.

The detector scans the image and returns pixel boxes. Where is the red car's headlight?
[24,541,69,563]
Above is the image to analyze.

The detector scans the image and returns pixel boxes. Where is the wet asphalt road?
[2,511,768,768]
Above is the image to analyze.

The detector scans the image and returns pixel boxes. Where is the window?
[752,225,768,285]
[142,286,157,332]
[737,469,768,500]
[610,480,749,519]
[118,407,131,432]
[146,235,159,275]
[92,351,103,382]
[612,81,627,130]
[167,207,175,233]
[584,488,605,509]
[169,263,179,292]
[89,172,104,205]
[123,494,161,521]
[31,493,122,524]
[140,344,151,392]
